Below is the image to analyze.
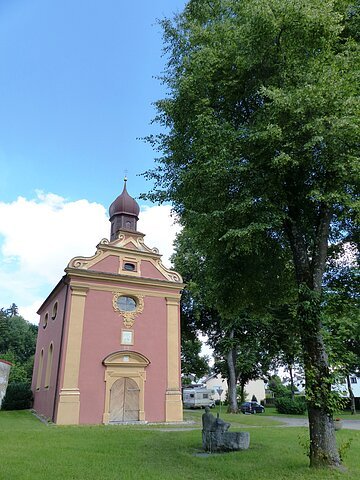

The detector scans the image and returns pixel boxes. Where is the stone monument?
[202,407,250,452]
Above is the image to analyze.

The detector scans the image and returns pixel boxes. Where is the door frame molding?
[102,351,150,424]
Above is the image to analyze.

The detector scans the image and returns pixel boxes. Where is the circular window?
[117,296,137,312]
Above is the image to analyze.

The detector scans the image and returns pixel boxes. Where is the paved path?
[268,416,360,430]
[144,417,360,432]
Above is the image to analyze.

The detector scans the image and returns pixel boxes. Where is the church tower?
[32,182,183,425]
[109,178,140,239]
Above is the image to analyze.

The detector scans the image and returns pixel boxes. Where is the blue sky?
[0,0,186,320]
[0,0,186,205]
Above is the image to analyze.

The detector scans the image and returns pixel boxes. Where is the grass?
[0,410,359,480]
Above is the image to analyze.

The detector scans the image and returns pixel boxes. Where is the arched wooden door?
[109,377,140,422]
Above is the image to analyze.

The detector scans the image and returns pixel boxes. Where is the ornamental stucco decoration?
[112,292,144,328]
[154,259,183,283]
[68,238,109,269]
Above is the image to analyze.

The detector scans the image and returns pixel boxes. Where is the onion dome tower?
[109,178,140,241]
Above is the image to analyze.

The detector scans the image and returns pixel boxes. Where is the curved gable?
[103,350,150,367]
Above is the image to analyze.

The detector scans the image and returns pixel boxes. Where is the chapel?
[31,181,183,424]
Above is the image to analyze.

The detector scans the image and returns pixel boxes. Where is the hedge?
[275,396,307,415]
[1,382,33,410]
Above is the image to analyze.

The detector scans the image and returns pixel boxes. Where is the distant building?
[32,180,183,424]
[204,373,266,403]
[333,374,360,399]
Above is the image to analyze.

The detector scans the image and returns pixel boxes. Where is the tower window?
[123,262,136,272]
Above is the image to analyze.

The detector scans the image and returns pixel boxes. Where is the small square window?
[350,377,357,384]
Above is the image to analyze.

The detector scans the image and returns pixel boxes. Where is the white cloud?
[0,192,180,323]
[18,300,43,324]
[138,204,181,267]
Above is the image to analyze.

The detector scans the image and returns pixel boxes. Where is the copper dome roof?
[109,180,140,219]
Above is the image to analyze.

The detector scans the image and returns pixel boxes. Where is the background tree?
[144,0,359,468]
[0,305,38,385]
[173,229,287,412]
[213,315,272,408]
[324,249,360,414]
[269,304,303,400]
[180,288,210,381]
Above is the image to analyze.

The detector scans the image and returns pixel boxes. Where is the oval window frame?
[112,292,144,328]
[123,262,136,272]
[116,295,137,312]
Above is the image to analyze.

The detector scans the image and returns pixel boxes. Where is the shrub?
[1,382,33,410]
[275,396,307,415]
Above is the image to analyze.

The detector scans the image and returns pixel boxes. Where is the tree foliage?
[0,306,37,385]
[173,229,282,412]
[145,0,359,468]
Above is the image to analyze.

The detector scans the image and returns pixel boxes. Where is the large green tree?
[145,0,359,468]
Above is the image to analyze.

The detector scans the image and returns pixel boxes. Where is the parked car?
[240,401,265,414]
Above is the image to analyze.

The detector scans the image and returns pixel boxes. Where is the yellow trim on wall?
[56,285,88,425]
[165,297,183,422]
[69,280,182,299]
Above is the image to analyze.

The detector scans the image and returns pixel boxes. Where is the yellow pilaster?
[165,296,183,422]
[56,285,88,425]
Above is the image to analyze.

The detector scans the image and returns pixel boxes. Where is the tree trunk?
[226,329,238,413]
[298,290,341,468]
[288,363,295,401]
[346,374,356,415]
[239,381,246,403]
[286,206,341,468]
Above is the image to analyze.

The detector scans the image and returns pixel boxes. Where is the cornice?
[65,267,184,291]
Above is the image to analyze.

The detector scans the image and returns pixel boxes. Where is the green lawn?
[0,410,359,480]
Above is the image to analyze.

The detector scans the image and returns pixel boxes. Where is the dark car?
[240,401,265,414]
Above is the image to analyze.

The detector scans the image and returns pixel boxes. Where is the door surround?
[102,350,150,424]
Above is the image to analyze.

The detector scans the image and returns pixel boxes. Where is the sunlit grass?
[0,410,359,480]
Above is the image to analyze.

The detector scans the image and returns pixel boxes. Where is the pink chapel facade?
[32,182,184,425]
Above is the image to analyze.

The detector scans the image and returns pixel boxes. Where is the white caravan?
[182,387,216,409]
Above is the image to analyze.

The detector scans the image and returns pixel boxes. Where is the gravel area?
[268,416,360,430]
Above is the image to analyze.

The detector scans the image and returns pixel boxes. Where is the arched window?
[51,301,58,320]
[44,343,54,389]
[36,349,44,390]
[43,313,49,329]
